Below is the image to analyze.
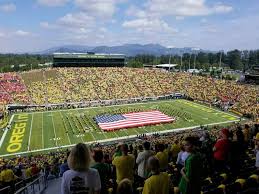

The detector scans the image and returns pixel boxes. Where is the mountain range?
[36,44,205,56]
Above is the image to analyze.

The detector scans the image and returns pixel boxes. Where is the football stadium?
[0,65,258,194]
[1,1,259,193]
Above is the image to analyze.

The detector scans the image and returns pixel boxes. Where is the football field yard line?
[27,114,34,151]
[0,114,14,148]
[42,113,44,148]
[84,107,107,141]
[51,112,58,147]
[133,128,141,135]
[182,100,240,119]
[68,109,84,142]
[58,111,72,145]
[66,131,72,145]
[0,119,240,157]
[123,129,130,136]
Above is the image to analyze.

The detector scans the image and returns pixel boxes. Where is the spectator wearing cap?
[213,128,230,172]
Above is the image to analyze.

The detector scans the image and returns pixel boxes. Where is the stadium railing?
[0,186,11,193]
[8,93,184,113]
[15,175,47,194]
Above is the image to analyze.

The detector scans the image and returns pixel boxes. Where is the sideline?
[0,114,14,148]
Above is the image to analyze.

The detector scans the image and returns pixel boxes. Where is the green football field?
[0,99,240,157]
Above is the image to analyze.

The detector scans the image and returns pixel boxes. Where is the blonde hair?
[68,143,91,172]
[117,179,133,194]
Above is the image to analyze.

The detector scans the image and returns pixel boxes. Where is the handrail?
[15,175,47,194]
[0,186,10,193]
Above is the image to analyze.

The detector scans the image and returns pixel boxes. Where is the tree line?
[127,49,259,71]
[0,49,258,72]
[0,54,52,72]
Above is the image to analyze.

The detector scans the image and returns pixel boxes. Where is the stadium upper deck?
[53,53,125,67]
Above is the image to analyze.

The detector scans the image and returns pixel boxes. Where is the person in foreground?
[61,143,101,194]
[142,156,170,194]
[179,136,202,194]
[116,178,133,194]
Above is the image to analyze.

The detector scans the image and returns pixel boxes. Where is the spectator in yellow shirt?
[142,156,170,194]
[0,165,16,188]
[112,144,135,184]
[171,140,181,161]
[155,144,168,171]
[25,166,32,178]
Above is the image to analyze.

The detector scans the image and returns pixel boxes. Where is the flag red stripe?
[99,111,172,127]
[98,111,175,131]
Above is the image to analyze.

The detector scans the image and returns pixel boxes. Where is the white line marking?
[51,112,58,147]
[69,110,84,142]
[27,114,34,151]
[58,111,71,145]
[0,119,239,157]
[0,114,14,148]
[183,100,240,118]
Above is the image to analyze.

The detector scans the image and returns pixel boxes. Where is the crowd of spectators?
[1,122,259,193]
[0,68,257,119]
[0,73,30,105]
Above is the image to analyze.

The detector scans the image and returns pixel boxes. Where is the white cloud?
[15,30,30,36]
[123,18,177,33]
[127,0,233,18]
[57,12,95,28]
[126,5,147,18]
[0,32,5,38]
[213,4,233,13]
[37,0,69,7]
[74,0,117,18]
[40,22,50,28]
[0,3,16,12]
[99,27,108,33]
[176,16,185,20]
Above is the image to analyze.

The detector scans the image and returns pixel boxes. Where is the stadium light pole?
[188,54,191,70]
[167,46,174,72]
[193,54,196,70]
[219,50,223,79]
[180,55,182,72]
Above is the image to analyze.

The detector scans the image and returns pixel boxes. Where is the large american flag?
[94,110,175,131]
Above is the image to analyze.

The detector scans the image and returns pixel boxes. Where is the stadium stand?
[14,68,259,117]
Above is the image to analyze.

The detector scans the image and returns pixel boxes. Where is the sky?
[0,0,259,53]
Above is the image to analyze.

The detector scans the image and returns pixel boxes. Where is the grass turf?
[0,99,240,157]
